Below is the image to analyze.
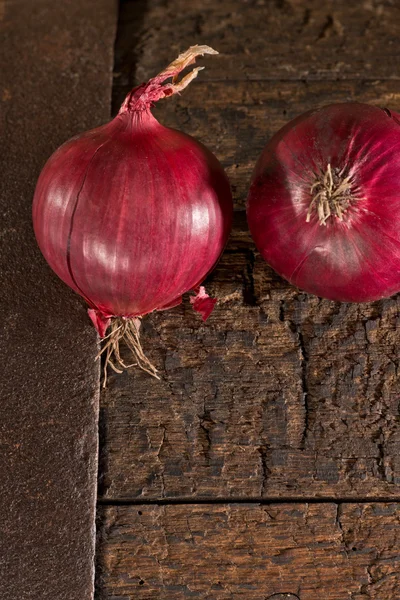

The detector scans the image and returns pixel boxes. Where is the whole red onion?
[33,46,232,380]
[247,103,400,302]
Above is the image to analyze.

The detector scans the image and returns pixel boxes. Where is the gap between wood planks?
[98,496,400,506]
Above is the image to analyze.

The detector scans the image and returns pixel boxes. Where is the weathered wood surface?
[97,0,400,598]
[99,1,400,500]
[0,1,117,599]
[153,80,400,211]
[113,0,400,84]
[97,503,400,599]
[99,211,400,499]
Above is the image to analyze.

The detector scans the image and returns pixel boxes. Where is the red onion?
[33,46,232,380]
[247,103,400,302]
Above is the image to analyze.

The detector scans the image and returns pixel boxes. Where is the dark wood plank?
[153,79,400,210]
[99,81,400,501]
[98,2,400,597]
[97,502,400,599]
[0,1,117,599]
[113,0,400,89]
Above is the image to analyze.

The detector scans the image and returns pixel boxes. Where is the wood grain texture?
[99,0,400,502]
[96,503,400,599]
[99,208,400,500]
[153,79,400,210]
[96,0,400,597]
[112,0,400,87]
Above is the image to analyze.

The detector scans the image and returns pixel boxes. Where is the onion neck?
[122,108,159,132]
[118,44,218,114]
[307,164,353,226]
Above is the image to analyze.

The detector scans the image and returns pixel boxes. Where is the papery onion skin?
[33,46,232,330]
[247,102,400,302]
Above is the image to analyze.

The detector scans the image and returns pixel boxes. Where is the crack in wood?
[266,594,301,600]
[296,329,309,450]
[335,503,350,558]
[198,408,215,465]
[243,249,258,306]
[279,299,286,323]
[258,445,272,496]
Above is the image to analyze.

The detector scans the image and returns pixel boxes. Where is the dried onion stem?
[307,163,352,225]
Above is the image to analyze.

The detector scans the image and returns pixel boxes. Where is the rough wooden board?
[99,217,400,500]
[113,0,400,88]
[96,503,400,599]
[98,1,400,596]
[0,1,117,599]
[150,79,400,209]
[99,82,400,501]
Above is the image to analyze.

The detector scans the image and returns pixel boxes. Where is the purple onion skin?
[33,109,232,318]
[247,102,400,302]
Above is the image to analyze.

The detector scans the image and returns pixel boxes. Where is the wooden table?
[96,1,400,598]
[2,1,400,599]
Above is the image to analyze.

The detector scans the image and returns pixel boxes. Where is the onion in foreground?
[247,103,400,302]
[33,46,233,383]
